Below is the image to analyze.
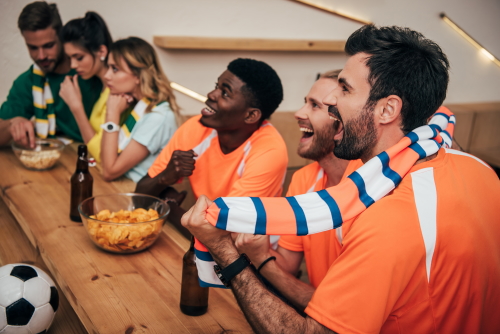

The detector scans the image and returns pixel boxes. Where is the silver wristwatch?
[100,122,120,133]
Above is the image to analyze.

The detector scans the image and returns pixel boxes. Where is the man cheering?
[182,25,500,334]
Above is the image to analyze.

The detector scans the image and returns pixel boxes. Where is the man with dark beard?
[182,25,500,334]
[233,70,362,290]
[0,2,101,147]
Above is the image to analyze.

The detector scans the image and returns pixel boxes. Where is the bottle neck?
[189,236,195,251]
[76,155,89,172]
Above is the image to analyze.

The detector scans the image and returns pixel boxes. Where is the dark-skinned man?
[181,25,500,334]
[0,1,101,148]
[136,58,288,238]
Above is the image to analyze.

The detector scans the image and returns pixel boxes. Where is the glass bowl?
[78,193,170,254]
[12,138,65,171]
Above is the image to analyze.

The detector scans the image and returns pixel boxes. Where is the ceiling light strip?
[440,13,500,67]
[171,82,207,103]
[291,0,371,25]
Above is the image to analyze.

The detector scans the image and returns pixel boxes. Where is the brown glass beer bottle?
[180,237,209,316]
[70,145,93,222]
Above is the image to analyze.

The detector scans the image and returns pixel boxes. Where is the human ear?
[245,108,262,125]
[97,45,108,61]
[378,95,402,125]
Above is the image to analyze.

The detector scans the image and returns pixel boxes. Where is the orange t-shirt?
[148,115,288,199]
[305,148,500,334]
[278,159,362,287]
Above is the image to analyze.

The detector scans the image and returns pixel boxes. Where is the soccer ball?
[0,264,59,334]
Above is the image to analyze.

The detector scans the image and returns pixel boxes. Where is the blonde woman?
[59,12,112,161]
[101,37,179,182]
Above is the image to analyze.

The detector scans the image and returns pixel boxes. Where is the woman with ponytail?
[59,11,112,161]
[100,37,179,182]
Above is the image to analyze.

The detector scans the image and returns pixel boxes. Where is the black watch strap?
[214,254,251,287]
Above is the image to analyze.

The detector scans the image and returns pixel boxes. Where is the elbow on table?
[101,168,121,182]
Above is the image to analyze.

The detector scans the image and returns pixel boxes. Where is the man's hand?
[234,234,271,267]
[181,195,232,251]
[158,150,197,185]
[59,75,83,112]
[10,117,35,148]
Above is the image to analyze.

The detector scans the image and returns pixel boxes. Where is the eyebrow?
[27,42,55,48]
[338,77,353,91]
[221,82,232,92]
[308,97,322,106]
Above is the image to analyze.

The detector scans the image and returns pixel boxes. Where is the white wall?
[1,0,499,115]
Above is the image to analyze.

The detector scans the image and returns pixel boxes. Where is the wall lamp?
[290,0,371,25]
[440,13,500,67]
[170,82,207,103]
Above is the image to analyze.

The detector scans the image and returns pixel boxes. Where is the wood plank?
[0,197,87,334]
[0,146,253,334]
[154,36,345,52]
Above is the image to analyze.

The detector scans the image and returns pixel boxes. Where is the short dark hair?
[345,25,449,133]
[18,1,62,33]
[60,12,112,61]
[227,58,283,120]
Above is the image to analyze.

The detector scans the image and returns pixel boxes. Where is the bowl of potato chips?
[78,193,170,253]
[12,138,65,171]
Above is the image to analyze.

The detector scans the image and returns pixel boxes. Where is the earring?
[100,56,105,61]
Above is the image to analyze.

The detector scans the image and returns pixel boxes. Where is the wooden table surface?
[0,144,253,334]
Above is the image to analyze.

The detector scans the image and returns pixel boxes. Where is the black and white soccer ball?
[0,264,59,334]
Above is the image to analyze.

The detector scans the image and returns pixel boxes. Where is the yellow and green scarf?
[118,98,151,152]
[32,64,55,138]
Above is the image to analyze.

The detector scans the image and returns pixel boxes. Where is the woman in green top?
[59,11,112,161]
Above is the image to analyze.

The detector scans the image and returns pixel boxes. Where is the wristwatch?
[214,254,251,287]
[100,122,120,133]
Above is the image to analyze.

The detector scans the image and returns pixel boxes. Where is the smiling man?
[0,1,101,147]
[235,70,363,291]
[182,25,500,334]
[136,58,288,237]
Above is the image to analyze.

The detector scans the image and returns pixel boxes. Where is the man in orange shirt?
[234,70,362,290]
[136,58,288,237]
[182,25,500,334]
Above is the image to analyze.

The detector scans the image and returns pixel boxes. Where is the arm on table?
[182,196,336,334]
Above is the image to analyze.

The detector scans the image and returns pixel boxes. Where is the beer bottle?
[180,237,209,316]
[70,145,93,222]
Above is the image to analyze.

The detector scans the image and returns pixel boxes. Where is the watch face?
[107,124,113,130]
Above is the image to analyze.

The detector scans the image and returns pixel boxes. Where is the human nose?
[37,48,46,60]
[322,88,337,107]
[103,67,112,81]
[294,103,309,120]
[206,88,218,102]
[70,58,78,69]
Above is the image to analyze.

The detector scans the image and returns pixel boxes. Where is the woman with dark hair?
[59,11,113,161]
[100,37,179,182]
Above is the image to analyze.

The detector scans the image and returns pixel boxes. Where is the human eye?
[44,42,55,49]
[222,89,229,97]
[111,65,118,73]
[76,56,84,61]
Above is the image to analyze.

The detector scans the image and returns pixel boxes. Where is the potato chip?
[86,208,162,252]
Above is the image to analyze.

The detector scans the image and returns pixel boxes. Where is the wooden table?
[0,144,253,334]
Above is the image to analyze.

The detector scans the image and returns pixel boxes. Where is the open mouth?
[299,126,314,139]
[201,104,216,116]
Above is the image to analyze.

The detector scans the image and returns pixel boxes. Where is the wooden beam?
[290,0,371,25]
[154,36,346,52]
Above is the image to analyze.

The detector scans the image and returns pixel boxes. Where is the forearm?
[70,106,95,144]
[259,258,315,311]
[100,113,120,181]
[211,246,331,334]
[135,174,173,197]
[0,120,13,146]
